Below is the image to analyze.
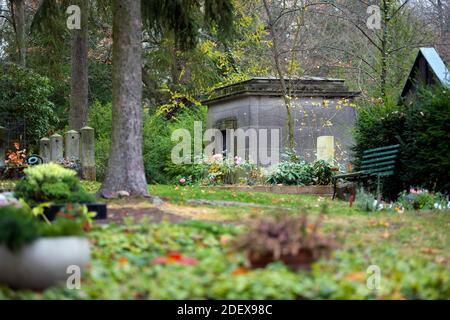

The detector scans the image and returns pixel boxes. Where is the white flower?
[209,154,224,164]
[0,194,7,206]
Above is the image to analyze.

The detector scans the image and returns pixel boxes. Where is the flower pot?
[42,203,107,221]
[247,249,315,271]
[0,237,90,290]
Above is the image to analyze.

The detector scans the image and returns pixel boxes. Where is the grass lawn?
[1,183,449,299]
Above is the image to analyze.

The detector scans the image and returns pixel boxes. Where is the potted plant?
[0,199,91,290]
[14,163,107,220]
[234,212,337,271]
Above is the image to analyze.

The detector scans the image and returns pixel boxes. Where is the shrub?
[353,87,450,197]
[143,106,207,184]
[0,63,58,146]
[143,113,175,184]
[0,201,90,252]
[88,101,112,181]
[352,102,407,199]
[0,205,39,251]
[352,102,406,157]
[267,161,312,185]
[88,100,207,183]
[312,160,338,185]
[268,160,340,186]
[267,150,339,186]
[173,161,209,185]
[402,87,450,194]
[14,163,95,205]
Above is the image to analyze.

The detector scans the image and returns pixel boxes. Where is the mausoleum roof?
[203,76,360,105]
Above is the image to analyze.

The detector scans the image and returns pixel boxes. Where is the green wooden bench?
[332,144,401,200]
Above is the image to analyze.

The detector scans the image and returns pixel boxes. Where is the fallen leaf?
[220,235,232,246]
[232,267,249,276]
[345,272,365,281]
[420,248,435,254]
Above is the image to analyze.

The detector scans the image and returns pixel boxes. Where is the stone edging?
[207,185,333,195]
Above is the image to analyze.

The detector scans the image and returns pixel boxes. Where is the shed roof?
[401,48,450,97]
[203,77,360,105]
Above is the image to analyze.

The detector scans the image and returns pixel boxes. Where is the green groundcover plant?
[267,155,338,186]
[1,219,447,300]
[0,201,90,252]
[14,163,95,205]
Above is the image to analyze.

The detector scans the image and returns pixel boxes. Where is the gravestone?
[50,133,63,162]
[317,136,335,163]
[65,130,80,159]
[80,127,96,181]
[39,137,51,163]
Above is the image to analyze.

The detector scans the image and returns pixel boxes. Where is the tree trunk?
[14,0,26,66]
[380,0,389,101]
[101,0,149,196]
[69,0,89,131]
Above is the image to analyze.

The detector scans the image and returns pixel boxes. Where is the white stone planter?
[0,237,90,290]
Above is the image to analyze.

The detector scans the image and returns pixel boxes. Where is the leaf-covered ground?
[0,183,449,299]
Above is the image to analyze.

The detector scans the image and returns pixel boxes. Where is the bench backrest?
[360,144,400,177]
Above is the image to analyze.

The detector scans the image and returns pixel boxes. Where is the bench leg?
[376,176,382,202]
[332,179,337,200]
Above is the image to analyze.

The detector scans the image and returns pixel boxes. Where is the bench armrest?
[333,171,365,180]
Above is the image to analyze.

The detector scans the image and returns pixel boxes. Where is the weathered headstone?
[317,136,335,162]
[80,126,96,180]
[50,133,63,162]
[65,130,80,160]
[0,126,6,169]
[39,137,51,163]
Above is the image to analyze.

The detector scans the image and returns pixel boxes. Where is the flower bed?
[355,188,450,213]
[175,152,340,188]
[209,185,333,195]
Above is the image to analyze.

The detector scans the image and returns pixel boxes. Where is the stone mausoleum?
[203,77,360,165]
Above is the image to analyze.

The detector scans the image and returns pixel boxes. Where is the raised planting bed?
[0,237,90,290]
[42,203,107,221]
[209,185,333,195]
